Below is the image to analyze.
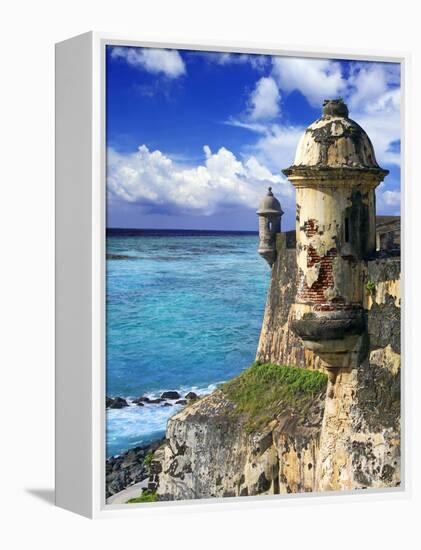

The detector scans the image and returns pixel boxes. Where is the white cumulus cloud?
[248,77,280,120]
[107,144,291,216]
[250,124,305,173]
[375,187,401,216]
[381,190,401,206]
[209,52,269,70]
[271,57,346,107]
[347,62,400,110]
[347,63,401,166]
[110,47,186,78]
[238,59,400,170]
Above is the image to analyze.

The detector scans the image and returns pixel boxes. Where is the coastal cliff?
[155,365,326,499]
[148,227,400,500]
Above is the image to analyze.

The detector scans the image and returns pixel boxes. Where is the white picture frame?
[55,31,410,518]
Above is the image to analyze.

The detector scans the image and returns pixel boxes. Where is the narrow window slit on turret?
[344,217,350,243]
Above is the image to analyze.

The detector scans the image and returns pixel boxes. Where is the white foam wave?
[124,380,224,401]
[107,381,224,457]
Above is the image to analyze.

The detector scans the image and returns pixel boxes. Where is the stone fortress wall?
[150,99,401,500]
[257,222,401,491]
[153,220,400,499]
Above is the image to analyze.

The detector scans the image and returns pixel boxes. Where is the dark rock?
[162,402,172,407]
[367,293,401,354]
[168,458,180,478]
[256,472,271,493]
[381,464,395,483]
[106,439,164,497]
[185,391,198,400]
[355,360,400,432]
[149,398,164,404]
[253,431,273,456]
[107,397,129,409]
[149,459,163,475]
[176,399,187,405]
[161,391,181,400]
[133,396,151,404]
[106,396,113,408]
[136,402,144,407]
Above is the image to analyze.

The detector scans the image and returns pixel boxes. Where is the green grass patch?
[366,280,376,296]
[143,451,154,469]
[220,362,327,433]
[126,490,158,504]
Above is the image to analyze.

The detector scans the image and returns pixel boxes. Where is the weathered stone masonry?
[263,232,400,491]
[280,98,400,491]
[153,99,401,499]
[153,224,400,499]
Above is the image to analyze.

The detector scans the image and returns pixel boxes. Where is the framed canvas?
[55,32,408,518]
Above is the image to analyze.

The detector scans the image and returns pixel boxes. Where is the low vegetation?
[221,362,327,432]
[143,451,154,469]
[126,490,158,504]
[366,280,376,296]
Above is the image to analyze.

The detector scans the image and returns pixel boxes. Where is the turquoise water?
[106,230,270,457]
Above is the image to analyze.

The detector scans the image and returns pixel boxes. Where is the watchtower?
[282,99,389,373]
[257,187,283,266]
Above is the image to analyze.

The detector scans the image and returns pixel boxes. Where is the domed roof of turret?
[257,187,283,215]
[283,99,388,174]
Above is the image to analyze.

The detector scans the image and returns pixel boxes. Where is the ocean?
[106,229,270,457]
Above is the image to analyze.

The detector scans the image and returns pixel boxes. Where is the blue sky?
[106,47,401,230]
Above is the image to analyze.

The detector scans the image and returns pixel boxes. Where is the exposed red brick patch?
[302,219,319,238]
[297,247,337,304]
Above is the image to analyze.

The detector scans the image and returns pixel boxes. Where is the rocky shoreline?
[106,390,198,409]
[106,390,200,499]
[106,439,164,498]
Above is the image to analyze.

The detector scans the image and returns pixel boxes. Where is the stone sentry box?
[257,187,284,266]
[282,99,389,380]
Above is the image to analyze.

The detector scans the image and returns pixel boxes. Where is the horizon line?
[106,226,261,232]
